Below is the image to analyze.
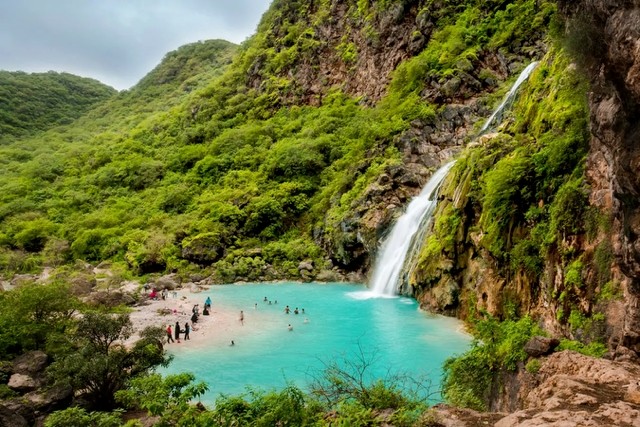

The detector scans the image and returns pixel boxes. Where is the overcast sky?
[0,0,273,90]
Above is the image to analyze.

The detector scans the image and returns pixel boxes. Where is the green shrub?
[44,407,124,427]
[443,315,543,410]
[556,339,607,358]
[597,281,622,302]
[525,358,541,374]
[564,258,584,289]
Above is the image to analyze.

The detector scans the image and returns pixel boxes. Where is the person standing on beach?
[174,321,181,343]
[166,325,174,343]
[184,322,190,340]
[239,310,244,325]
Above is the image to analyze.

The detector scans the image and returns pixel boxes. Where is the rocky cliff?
[432,350,640,426]
[558,0,640,364]
[406,0,640,363]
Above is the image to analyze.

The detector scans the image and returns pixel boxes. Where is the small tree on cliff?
[48,311,170,410]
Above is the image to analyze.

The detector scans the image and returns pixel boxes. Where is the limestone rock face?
[432,351,640,426]
[0,404,28,427]
[558,0,640,358]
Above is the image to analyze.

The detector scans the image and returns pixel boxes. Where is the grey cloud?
[0,0,271,89]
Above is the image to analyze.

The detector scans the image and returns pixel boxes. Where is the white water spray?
[368,162,455,296]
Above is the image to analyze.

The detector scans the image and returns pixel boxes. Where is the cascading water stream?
[366,62,539,297]
[368,162,455,296]
[479,61,539,134]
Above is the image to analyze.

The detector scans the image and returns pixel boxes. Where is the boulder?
[155,274,180,290]
[23,384,73,413]
[316,269,344,282]
[0,403,28,427]
[346,271,366,283]
[298,261,314,272]
[524,336,559,357]
[7,374,36,393]
[12,351,47,376]
[10,275,37,287]
[188,273,207,283]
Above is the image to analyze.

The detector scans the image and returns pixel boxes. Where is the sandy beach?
[127,287,252,348]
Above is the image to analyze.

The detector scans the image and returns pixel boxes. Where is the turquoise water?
[162,282,470,404]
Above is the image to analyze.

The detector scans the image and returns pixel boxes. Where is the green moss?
[337,40,358,64]
[557,339,607,358]
[525,358,541,374]
[597,281,622,302]
[564,258,584,289]
[593,240,613,285]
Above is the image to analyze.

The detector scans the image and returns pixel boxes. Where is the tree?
[0,281,79,358]
[48,313,170,410]
[116,373,209,426]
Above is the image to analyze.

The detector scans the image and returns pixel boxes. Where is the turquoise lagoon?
[162,282,470,404]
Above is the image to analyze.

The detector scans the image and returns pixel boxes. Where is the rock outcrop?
[432,351,640,426]
[556,0,640,358]
[0,351,72,426]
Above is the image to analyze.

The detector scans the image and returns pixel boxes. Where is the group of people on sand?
[191,296,213,324]
[166,321,191,344]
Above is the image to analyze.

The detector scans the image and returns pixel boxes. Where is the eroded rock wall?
[558,0,640,356]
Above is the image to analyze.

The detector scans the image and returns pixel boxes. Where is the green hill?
[0,71,117,142]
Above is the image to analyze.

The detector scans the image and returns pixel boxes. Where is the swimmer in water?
[287,324,293,331]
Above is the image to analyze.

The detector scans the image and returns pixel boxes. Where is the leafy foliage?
[44,407,124,427]
[0,0,558,283]
[443,315,543,410]
[116,373,209,426]
[48,312,170,410]
[0,71,116,141]
[0,281,79,358]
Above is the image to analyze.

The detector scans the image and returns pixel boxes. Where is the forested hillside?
[0,71,116,141]
[0,0,554,287]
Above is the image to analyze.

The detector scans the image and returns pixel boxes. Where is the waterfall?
[364,62,539,298]
[368,162,455,296]
[479,61,538,134]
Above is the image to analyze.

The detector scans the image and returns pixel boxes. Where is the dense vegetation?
[0,0,555,286]
[0,71,116,141]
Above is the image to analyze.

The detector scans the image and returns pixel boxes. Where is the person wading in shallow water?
[239,310,244,325]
